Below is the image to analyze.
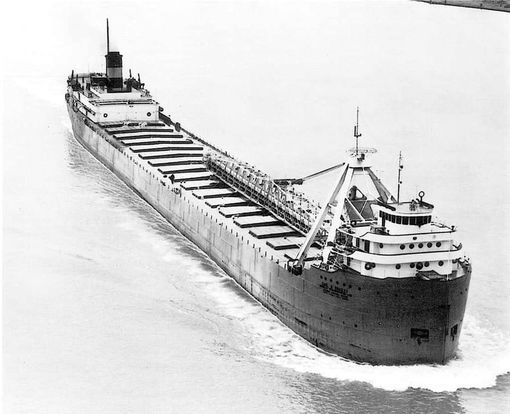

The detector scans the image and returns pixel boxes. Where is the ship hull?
[66,100,471,365]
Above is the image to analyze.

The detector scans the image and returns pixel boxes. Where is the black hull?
[265,266,471,365]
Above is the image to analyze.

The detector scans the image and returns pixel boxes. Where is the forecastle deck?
[66,97,471,364]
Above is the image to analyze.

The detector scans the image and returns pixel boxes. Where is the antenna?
[397,151,403,203]
[353,107,362,156]
[106,18,110,54]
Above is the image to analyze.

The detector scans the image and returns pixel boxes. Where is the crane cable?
[274,162,345,186]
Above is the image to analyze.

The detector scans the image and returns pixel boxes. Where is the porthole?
[416,262,423,270]
[379,243,384,248]
[409,244,415,249]
[147,112,152,117]
[439,261,444,266]
[424,261,430,267]
[410,263,415,268]
[400,244,405,250]
[103,113,108,118]
[396,264,401,269]
[436,242,442,248]
[418,243,423,248]
[427,242,433,248]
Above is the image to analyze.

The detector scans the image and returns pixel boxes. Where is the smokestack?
[105,19,123,92]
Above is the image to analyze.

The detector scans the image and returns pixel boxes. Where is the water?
[3,1,510,413]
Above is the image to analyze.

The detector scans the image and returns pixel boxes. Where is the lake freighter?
[65,21,471,364]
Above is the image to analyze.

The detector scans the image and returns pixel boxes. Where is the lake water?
[3,1,509,413]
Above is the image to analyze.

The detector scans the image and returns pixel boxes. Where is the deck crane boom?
[274,162,345,187]
[291,162,351,274]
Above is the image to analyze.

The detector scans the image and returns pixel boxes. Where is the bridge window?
[396,215,402,224]
[403,216,409,225]
[364,240,370,253]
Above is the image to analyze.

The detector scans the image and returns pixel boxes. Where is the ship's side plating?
[66,99,471,365]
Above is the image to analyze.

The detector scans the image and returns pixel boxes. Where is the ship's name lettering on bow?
[319,282,351,300]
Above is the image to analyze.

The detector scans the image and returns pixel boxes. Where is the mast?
[106,18,110,54]
[354,107,362,156]
[397,151,403,203]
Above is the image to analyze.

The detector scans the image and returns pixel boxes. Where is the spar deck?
[249,225,299,239]
[148,157,204,167]
[180,180,225,190]
[205,197,250,208]
[234,215,280,228]
[105,120,322,264]
[192,188,237,199]
[219,206,264,218]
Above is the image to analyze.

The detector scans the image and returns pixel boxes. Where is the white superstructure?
[291,113,469,280]
[68,74,160,123]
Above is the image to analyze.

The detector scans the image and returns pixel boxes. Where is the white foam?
[199,269,510,392]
